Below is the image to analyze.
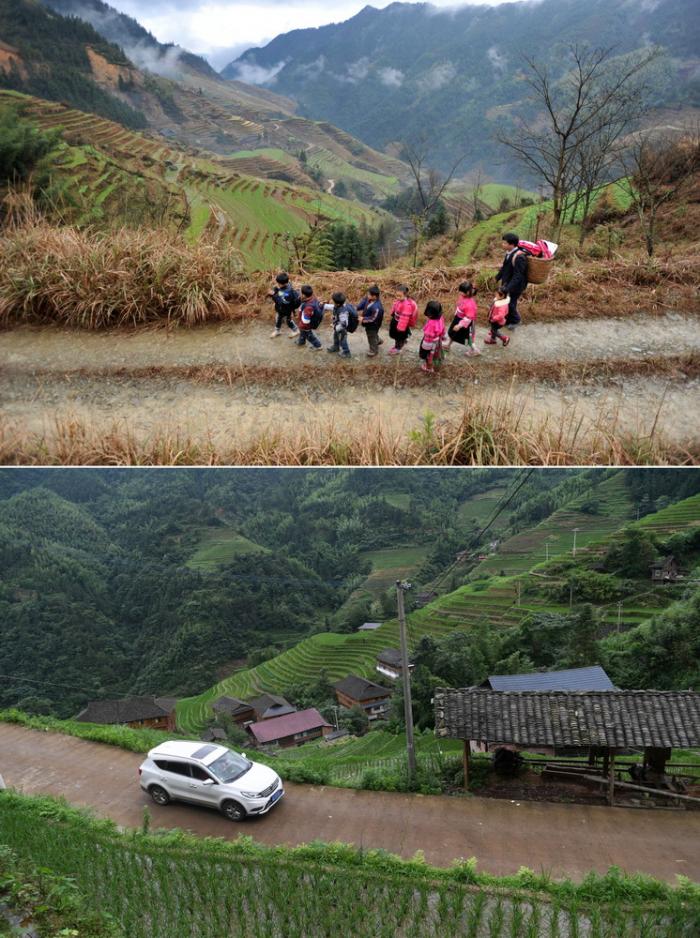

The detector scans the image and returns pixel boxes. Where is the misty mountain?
[225,0,700,177]
[41,0,219,80]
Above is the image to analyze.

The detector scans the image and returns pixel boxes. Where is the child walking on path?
[296,285,323,349]
[445,281,480,356]
[419,300,446,374]
[389,285,418,355]
[267,272,300,338]
[357,285,384,357]
[327,291,355,358]
[485,288,511,347]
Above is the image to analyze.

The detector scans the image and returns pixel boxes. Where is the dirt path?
[1,313,698,458]
[1,724,698,881]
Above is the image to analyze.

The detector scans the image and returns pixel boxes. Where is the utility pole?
[617,601,623,633]
[517,581,521,607]
[331,705,340,731]
[572,528,580,557]
[396,580,417,781]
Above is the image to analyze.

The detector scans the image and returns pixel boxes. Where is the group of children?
[267,272,513,374]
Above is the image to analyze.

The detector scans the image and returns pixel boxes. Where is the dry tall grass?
[2,214,697,329]
[0,217,243,328]
[1,396,696,466]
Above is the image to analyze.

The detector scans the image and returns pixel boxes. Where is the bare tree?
[499,44,660,230]
[616,128,700,256]
[401,135,465,265]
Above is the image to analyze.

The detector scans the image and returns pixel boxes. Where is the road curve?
[1,724,698,883]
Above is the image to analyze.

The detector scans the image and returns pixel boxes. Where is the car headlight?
[239,790,260,799]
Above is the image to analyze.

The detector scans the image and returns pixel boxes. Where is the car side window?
[189,765,212,781]
[164,760,190,776]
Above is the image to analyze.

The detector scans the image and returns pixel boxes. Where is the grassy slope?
[175,484,513,734]
[177,484,700,734]
[2,90,382,271]
[453,181,635,264]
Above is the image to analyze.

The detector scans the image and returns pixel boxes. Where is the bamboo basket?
[527,256,553,284]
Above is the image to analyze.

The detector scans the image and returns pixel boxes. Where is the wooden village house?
[376,648,415,681]
[247,708,331,749]
[434,688,700,805]
[650,556,687,583]
[75,696,178,731]
[211,695,256,726]
[334,675,392,721]
[248,693,296,721]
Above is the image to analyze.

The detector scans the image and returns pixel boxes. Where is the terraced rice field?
[271,728,463,783]
[637,493,700,535]
[186,527,268,569]
[474,474,635,574]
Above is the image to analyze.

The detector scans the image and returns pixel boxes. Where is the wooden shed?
[434,688,700,805]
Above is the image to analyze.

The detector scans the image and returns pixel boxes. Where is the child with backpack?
[326,291,357,358]
[388,285,418,355]
[357,285,384,357]
[485,287,511,347]
[419,300,446,374]
[267,272,300,338]
[445,281,480,357]
[296,285,323,349]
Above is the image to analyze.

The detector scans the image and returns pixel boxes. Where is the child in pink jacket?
[388,285,418,354]
[445,281,480,357]
[419,300,446,373]
[485,287,510,347]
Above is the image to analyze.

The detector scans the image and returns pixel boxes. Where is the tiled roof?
[434,689,700,749]
[485,666,615,692]
[248,693,296,719]
[248,708,330,744]
[75,696,170,725]
[212,695,252,715]
[377,648,413,668]
[334,675,392,702]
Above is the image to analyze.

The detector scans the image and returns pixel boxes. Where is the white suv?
[139,740,284,821]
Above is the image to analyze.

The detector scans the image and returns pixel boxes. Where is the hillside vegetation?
[177,471,700,734]
[3,791,696,938]
[229,0,700,176]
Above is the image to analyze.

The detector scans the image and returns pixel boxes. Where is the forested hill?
[0,0,147,128]
[2,469,698,720]
[225,0,700,176]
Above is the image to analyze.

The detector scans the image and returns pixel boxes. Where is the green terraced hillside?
[452,181,634,264]
[176,486,700,735]
[2,91,383,271]
[187,528,268,569]
[474,474,635,575]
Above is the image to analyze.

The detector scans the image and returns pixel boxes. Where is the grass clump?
[0,791,697,938]
[0,708,177,753]
[0,218,243,327]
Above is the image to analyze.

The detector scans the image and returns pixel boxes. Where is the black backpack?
[289,288,302,310]
[345,303,359,333]
[308,300,324,329]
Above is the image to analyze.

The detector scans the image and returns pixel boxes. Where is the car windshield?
[207,750,252,783]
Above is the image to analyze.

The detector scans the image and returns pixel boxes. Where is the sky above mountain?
[103,0,526,69]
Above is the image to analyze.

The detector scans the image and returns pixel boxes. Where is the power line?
[433,469,536,590]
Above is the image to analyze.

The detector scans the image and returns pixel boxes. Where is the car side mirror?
[202,778,216,786]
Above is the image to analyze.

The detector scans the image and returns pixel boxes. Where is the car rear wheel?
[221,800,246,822]
[149,785,170,806]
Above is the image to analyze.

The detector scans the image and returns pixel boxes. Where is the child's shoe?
[466,346,481,356]
[420,363,434,373]
[310,344,323,351]
[388,346,401,355]
[366,350,378,357]
[484,336,497,345]
[327,347,338,353]
[270,328,281,338]
[501,335,510,347]
[288,329,299,338]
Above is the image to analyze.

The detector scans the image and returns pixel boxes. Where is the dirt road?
[1,723,698,882]
[1,313,699,457]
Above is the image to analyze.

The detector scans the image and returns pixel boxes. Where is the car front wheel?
[149,785,170,806]
[221,800,246,822]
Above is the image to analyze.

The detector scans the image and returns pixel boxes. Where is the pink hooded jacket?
[392,297,418,331]
[423,316,446,342]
